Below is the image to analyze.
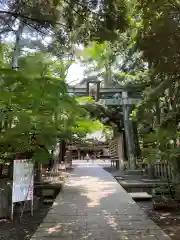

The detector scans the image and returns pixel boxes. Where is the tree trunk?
[8,163,13,180]
[0,165,3,176]
[123,131,128,161]
[12,20,24,69]
[59,140,66,163]
[35,162,42,183]
[155,100,161,126]
[132,121,141,159]
[0,178,11,218]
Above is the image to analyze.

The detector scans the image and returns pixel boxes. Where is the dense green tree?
[0,48,103,165]
[2,0,180,174]
[0,0,129,43]
[124,0,180,176]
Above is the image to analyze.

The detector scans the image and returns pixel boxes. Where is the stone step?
[43,198,54,204]
[129,192,152,201]
[120,174,144,181]
[114,176,124,180]
[119,180,168,187]
[141,179,162,183]
[127,169,143,175]
[42,189,55,197]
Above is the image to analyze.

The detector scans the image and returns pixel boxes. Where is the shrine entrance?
[68,81,143,170]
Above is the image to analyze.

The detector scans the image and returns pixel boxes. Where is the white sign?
[12,159,34,203]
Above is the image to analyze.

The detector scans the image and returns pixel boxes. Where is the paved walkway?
[31,162,171,240]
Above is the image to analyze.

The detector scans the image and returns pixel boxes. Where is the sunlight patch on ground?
[79,178,117,207]
[47,223,62,234]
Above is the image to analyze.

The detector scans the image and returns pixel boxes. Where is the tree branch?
[0,10,67,28]
[0,28,13,35]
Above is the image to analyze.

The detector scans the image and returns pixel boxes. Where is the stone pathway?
[31,162,171,240]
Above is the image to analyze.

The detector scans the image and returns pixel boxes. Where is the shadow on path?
[31,162,171,240]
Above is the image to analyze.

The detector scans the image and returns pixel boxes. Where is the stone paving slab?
[129,192,152,200]
[30,162,171,240]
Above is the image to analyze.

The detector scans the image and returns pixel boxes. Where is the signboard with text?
[12,159,34,203]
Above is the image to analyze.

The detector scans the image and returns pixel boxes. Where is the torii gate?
[68,81,143,170]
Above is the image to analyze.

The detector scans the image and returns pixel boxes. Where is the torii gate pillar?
[122,91,136,170]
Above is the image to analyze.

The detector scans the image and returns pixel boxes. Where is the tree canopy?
[0,0,129,43]
[72,0,180,174]
[129,0,180,172]
[0,47,103,163]
[0,0,180,171]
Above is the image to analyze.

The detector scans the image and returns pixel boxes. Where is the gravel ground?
[0,168,72,240]
[137,201,180,240]
[0,202,52,240]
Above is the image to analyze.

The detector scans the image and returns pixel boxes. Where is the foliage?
[1,0,180,171]
[0,0,129,43]
[79,41,116,87]
[0,49,102,163]
[140,128,179,163]
[113,1,180,173]
[84,102,123,131]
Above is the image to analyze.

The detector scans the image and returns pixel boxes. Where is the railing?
[153,162,174,180]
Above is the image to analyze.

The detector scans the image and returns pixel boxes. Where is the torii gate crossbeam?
[68,86,142,170]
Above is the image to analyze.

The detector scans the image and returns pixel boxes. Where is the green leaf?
[32,149,52,163]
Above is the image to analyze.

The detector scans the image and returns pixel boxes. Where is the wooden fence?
[153,162,174,180]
